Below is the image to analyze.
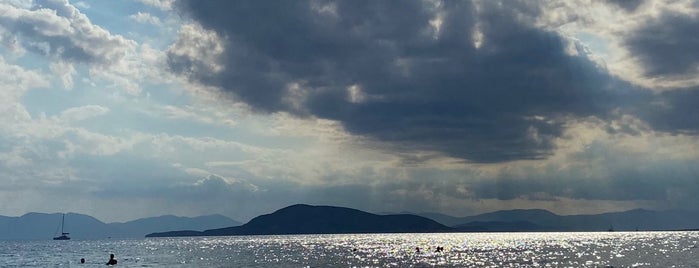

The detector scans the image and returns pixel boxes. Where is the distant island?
[147,204,699,237]
[147,204,452,237]
[4,205,699,240]
[0,213,240,240]
[416,208,699,232]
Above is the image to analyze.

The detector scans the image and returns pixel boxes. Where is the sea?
[1,232,698,267]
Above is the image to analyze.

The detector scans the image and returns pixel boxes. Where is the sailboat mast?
[53,213,70,240]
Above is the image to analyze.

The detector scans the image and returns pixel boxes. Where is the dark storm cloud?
[637,88,699,134]
[624,12,699,77]
[619,9,699,134]
[170,0,628,162]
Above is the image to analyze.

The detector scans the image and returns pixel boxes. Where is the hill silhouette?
[0,212,240,240]
[147,204,453,237]
[418,208,699,231]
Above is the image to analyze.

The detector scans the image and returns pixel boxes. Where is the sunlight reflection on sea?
[1,232,698,267]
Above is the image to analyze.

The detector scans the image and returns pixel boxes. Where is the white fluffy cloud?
[167,23,225,76]
[537,0,699,90]
[0,56,48,103]
[0,58,48,169]
[0,0,135,65]
[0,0,179,96]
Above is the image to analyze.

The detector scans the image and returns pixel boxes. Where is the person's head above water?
[106,254,118,265]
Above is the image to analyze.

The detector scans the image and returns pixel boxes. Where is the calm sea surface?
[1,232,698,267]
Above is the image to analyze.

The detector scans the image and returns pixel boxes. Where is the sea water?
[1,232,698,267]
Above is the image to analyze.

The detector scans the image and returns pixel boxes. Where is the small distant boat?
[53,213,70,240]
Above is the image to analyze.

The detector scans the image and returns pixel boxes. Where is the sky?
[0,0,698,223]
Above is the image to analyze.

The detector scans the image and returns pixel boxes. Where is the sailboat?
[53,213,70,240]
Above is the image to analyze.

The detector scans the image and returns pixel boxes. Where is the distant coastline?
[147,204,453,237]
[0,213,240,240]
[2,205,698,240]
[146,204,699,237]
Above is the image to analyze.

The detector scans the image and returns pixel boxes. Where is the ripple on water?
[0,232,698,267]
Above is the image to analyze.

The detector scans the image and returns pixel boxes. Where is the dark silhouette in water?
[80,258,85,264]
[106,254,117,265]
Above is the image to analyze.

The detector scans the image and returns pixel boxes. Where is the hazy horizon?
[1,0,698,223]
[2,203,682,224]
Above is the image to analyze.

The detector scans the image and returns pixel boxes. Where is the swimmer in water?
[106,254,117,265]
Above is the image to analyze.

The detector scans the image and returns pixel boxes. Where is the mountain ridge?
[6,206,699,239]
[0,212,241,240]
[147,204,453,237]
[147,204,699,237]
[415,208,699,231]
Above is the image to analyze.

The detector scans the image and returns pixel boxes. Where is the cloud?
[73,1,89,9]
[531,0,699,136]
[156,104,237,127]
[0,0,135,65]
[535,0,699,90]
[623,11,699,81]
[0,56,48,104]
[444,118,699,209]
[0,0,167,95]
[636,88,699,134]
[167,23,224,77]
[278,118,699,214]
[168,0,630,163]
[2,0,699,223]
[0,60,48,171]
[607,0,646,12]
[129,12,162,26]
[49,61,75,88]
[135,0,174,11]
[57,105,109,123]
